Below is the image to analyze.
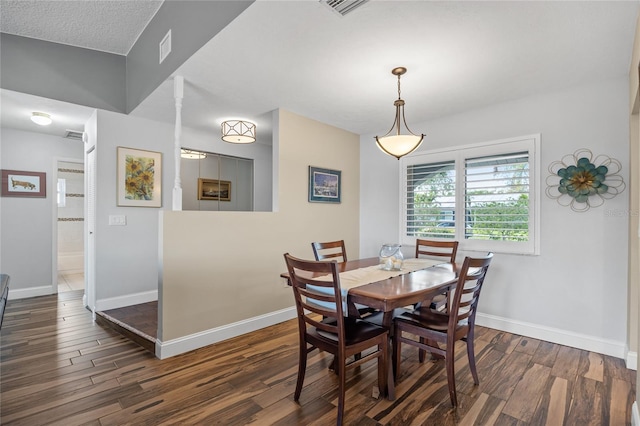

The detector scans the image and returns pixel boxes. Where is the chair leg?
[294,346,307,401]
[377,340,388,400]
[393,328,402,381]
[445,340,457,406]
[418,337,426,363]
[466,331,479,385]
[337,356,346,425]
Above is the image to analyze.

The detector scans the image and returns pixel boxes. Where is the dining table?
[282,256,459,400]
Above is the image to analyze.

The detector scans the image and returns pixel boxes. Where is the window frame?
[400,134,541,255]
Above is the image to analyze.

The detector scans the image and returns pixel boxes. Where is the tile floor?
[57,271,84,293]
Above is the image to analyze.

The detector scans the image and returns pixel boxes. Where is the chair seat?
[428,293,447,310]
[314,319,387,345]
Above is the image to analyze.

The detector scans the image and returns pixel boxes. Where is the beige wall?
[630,14,640,407]
[159,109,360,341]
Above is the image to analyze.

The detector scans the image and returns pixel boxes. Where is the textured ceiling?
[1,1,639,142]
[0,0,163,55]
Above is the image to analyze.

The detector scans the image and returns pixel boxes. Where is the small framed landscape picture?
[198,178,231,201]
[117,146,162,207]
[308,166,341,203]
[1,169,46,198]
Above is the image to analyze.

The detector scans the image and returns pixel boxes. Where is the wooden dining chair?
[312,240,348,262]
[393,253,493,407]
[415,239,459,312]
[283,253,389,425]
[415,238,458,262]
[313,240,376,320]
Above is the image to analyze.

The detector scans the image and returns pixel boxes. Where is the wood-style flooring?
[0,290,635,425]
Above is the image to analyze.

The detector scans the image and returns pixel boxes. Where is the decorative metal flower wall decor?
[546,149,625,212]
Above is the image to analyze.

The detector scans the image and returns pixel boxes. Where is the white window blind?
[406,160,456,239]
[464,152,530,242]
[401,135,540,255]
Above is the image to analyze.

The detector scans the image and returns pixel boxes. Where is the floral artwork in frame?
[117,147,162,207]
[308,166,341,203]
[1,169,46,198]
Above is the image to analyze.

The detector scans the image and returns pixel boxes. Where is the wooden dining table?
[342,258,458,326]
[282,256,459,400]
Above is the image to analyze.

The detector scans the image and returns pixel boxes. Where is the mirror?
[181,149,269,211]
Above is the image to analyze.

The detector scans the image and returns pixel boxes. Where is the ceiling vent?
[64,130,85,141]
[321,0,369,16]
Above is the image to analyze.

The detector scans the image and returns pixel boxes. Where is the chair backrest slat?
[448,253,493,330]
[312,240,348,262]
[415,239,458,263]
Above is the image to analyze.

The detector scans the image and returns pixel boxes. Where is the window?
[401,135,540,255]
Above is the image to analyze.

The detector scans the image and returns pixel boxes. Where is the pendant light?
[375,67,424,159]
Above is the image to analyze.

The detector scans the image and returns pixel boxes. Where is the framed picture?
[309,166,341,203]
[1,169,46,198]
[198,178,231,201]
[117,147,162,207]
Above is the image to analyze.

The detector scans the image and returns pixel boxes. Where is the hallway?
[57,271,83,293]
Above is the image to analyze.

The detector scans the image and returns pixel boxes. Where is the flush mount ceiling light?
[221,120,256,144]
[375,67,424,160]
[180,149,206,159]
[31,112,52,126]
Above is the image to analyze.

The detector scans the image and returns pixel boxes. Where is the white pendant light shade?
[375,134,423,159]
[221,120,256,144]
[31,112,52,126]
[374,67,424,160]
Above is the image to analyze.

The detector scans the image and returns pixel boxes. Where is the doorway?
[55,159,85,293]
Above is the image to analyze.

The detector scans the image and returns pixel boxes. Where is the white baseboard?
[8,286,53,299]
[476,312,626,360]
[94,290,158,311]
[626,348,638,371]
[633,401,639,426]
[156,306,297,359]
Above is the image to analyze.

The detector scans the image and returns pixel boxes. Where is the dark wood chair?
[312,239,376,319]
[415,239,459,311]
[393,253,493,407]
[284,253,389,425]
[312,240,348,262]
[415,238,458,262]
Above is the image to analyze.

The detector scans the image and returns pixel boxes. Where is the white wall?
[92,111,173,306]
[361,78,630,358]
[92,110,274,309]
[0,128,83,296]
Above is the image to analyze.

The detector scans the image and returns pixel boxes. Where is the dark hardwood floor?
[95,301,158,354]
[0,290,635,425]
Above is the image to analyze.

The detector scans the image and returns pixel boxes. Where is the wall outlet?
[108,215,126,226]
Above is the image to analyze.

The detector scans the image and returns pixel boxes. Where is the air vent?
[321,0,369,16]
[64,130,85,141]
[159,29,172,64]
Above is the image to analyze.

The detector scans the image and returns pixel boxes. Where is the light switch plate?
[109,215,126,226]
